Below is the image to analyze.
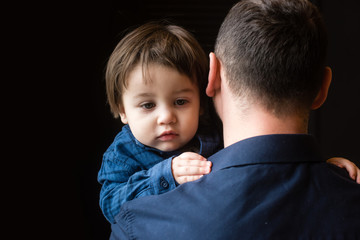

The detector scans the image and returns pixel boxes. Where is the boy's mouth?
[157,131,179,141]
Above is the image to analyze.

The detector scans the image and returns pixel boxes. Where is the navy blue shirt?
[111,134,360,239]
[98,125,222,223]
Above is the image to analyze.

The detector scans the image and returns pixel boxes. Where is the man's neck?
[222,105,309,148]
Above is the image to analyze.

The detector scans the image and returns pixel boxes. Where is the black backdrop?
[18,0,359,239]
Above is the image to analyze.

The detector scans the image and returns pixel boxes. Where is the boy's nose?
[157,107,176,125]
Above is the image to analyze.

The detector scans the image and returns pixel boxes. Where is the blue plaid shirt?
[98,124,222,223]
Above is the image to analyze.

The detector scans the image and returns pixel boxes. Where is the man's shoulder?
[112,163,360,239]
[111,169,248,239]
[110,134,360,239]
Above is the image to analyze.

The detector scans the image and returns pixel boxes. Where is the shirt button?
[160,177,169,189]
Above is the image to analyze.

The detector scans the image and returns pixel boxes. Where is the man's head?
[213,0,329,117]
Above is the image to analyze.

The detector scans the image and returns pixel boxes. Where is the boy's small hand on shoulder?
[327,157,360,184]
[171,152,212,185]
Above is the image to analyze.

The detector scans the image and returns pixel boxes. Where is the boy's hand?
[172,152,212,185]
[327,157,360,184]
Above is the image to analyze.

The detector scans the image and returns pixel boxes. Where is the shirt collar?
[210,134,324,172]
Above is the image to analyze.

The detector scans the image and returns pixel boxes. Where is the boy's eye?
[175,99,188,106]
[141,103,155,109]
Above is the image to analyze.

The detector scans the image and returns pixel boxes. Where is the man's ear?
[311,67,332,110]
[206,52,222,97]
[119,106,128,124]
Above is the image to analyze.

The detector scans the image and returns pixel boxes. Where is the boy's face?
[120,64,200,152]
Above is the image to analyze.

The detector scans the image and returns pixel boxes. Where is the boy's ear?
[311,67,332,110]
[119,106,128,124]
[206,52,222,97]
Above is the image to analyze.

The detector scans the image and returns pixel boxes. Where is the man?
[110,0,360,239]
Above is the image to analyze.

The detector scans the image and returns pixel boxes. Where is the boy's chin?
[155,142,184,152]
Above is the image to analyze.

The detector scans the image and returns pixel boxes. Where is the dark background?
[16,0,359,239]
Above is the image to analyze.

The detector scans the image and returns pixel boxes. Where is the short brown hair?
[106,22,208,118]
[215,0,328,116]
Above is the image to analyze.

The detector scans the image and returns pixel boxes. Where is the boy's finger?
[177,152,207,161]
[177,159,212,167]
[177,175,204,184]
[177,166,211,176]
[327,157,360,182]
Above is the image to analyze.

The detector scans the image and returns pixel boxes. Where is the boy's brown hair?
[106,22,208,118]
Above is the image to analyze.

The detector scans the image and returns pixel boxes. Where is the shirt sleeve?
[110,205,134,240]
[98,155,177,223]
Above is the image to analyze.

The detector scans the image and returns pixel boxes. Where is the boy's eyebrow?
[134,92,154,99]
[133,88,196,98]
[173,88,196,94]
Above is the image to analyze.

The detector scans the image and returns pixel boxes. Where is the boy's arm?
[98,156,176,223]
[327,157,360,183]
